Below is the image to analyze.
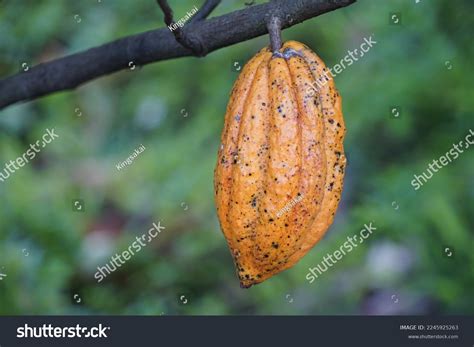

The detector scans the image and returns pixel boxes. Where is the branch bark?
[189,0,222,23]
[0,0,356,110]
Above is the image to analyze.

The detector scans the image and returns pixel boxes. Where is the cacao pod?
[214,41,346,288]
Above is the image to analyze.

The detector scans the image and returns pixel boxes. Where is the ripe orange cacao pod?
[214,41,346,288]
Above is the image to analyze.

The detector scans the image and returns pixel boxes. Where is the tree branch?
[156,0,175,27]
[0,0,356,110]
[189,0,221,23]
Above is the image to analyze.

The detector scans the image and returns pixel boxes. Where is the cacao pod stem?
[267,16,282,53]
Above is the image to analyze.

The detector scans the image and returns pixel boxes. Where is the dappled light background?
[0,0,473,315]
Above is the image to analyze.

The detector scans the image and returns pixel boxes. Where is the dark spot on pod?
[251,197,257,207]
[272,242,279,249]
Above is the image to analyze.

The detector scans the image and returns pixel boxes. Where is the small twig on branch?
[156,0,175,27]
[0,0,357,110]
[156,0,206,56]
[156,0,220,57]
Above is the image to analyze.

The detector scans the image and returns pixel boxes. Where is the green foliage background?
[0,0,472,315]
